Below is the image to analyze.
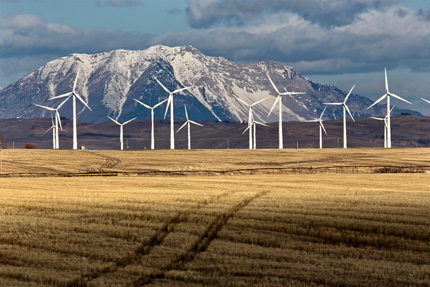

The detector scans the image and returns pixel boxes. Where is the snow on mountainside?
[0,45,421,123]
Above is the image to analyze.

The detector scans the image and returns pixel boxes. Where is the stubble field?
[0,149,429,286]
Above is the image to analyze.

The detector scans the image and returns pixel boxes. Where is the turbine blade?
[57,96,71,109]
[319,120,327,135]
[154,77,171,94]
[123,117,137,125]
[324,102,343,106]
[172,85,193,94]
[50,92,72,100]
[153,98,168,109]
[74,93,92,111]
[34,103,55,111]
[267,73,280,95]
[189,120,203,127]
[320,105,327,119]
[367,94,387,109]
[134,98,152,110]
[164,97,171,119]
[345,104,355,122]
[176,121,188,133]
[281,92,305,96]
[370,117,384,121]
[42,125,54,136]
[385,68,389,93]
[73,68,80,93]
[236,96,250,107]
[56,111,63,131]
[254,121,268,127]
[242,125,250,134]
[250,97,270,107]
[267,96,280,117]
[184,106,189,120]
[107,116,121,126]
[422,98,430,104]
[390,93,412,105]
[344,84,355,103]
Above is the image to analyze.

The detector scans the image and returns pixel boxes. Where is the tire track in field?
[90,152,122,169]
[133,189,270,286]
[71,190,236,287]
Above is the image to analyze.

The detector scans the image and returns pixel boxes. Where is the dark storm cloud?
[185,0,398,29]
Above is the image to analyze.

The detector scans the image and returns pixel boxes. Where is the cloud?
[0,14,153,86]
[155,6,430,75]
[185,0,398,29]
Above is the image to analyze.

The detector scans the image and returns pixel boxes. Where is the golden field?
[0,149,429,286]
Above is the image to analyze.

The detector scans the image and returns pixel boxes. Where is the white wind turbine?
[311,106,327,149]
[41,115,56,149]
[134,98,167,150]
[154,77,193,150]
[176,106,203,150]
[34,96,70,149]
[50,68,92,149]
[324,85,356,149]
[422,98,430,104]
[107,116,136,150]
[267,73,305,149]
[367,68,411,148]
[242,119,268,149]
[236,97,269,149]
[370,107,394,148]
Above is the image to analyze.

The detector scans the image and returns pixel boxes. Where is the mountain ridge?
[0,45,421,123]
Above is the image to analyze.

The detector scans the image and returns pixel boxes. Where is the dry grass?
[1,148,429,175]
[0,171,429,286]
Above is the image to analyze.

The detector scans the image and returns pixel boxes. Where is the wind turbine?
[324,85,355,149]
[236,97,269,149]
[107,116,136,150]
[370,107,394,148]
[34,96,70,149]
[176,106,203,150]
[267,73,305,149]
[242,119,268,149]
[40,115,56,149]
[311,106,327,149]
[50,68,92,149]
[154,77,193,150]
[367,68,411,148]
[422,98,430,104]
[134,98,167,149]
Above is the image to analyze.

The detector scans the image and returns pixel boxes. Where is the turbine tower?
[134,98,167,150]
[267,73,305,149]
[107,116,136,150]
[154,77,192,150]
[34,96,70,149]
[236,97,269,149]
[368,68,411,148]
[324,85,355,149]
[176,106,203,150]
[50,68,92,149]
[312,106,327,149]
[242,120,268,149]
[370,107,394,148]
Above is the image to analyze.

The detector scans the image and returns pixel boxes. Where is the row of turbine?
[35,67,429,150]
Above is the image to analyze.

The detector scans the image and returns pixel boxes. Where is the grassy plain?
[0,149,429,286]
[1,148,429,175]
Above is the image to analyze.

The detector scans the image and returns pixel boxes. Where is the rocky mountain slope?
[0,45,420,123]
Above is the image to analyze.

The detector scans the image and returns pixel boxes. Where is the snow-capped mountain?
[0,45,420,123]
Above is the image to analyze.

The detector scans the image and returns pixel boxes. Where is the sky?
[1,0,429,115]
